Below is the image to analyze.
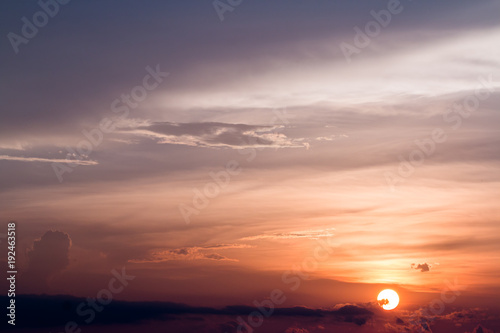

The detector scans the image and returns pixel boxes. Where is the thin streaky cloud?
[0,155,98,165]
[128,244,253,263]
[118,121,309,149]
[241,228,335,241]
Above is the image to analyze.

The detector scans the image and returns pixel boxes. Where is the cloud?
[0,142,28,150]
[0,295,373,330]
[377,298,389,306]
[285,326,310,333]
[118,122,308,149]
[240,228,335,241]
[25,230,72,289]
[390,307,499,333]
[0,155,98,165]
[314,134,348,141]
[411,262,432,272]
[441,308,494,325]
[468,324,495,333]
[128,244,252,263]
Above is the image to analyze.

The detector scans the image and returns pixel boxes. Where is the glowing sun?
[377,289,399,310]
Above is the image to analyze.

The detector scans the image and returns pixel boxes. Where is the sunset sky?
[1,1,499,332]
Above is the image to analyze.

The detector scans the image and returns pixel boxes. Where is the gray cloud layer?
[25,230,72,290]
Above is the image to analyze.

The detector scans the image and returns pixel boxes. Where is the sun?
[377,289,399,310]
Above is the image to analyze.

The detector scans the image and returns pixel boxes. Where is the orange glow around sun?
[377,289,400,310]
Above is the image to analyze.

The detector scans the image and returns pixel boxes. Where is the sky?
[1,0,499,332]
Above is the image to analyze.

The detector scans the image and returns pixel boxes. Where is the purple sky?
[1,1,499,332]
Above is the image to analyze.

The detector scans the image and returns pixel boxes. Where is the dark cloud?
[285,326,310,333]
[378,298,389,306]
[441,309,494,325]
[389,307,500,333]
[0,295,372,331]
[412,262,431,272]
[470,324,495,333]
[25,230,72,289]
[128,244,251,263]
[4,295,496,332]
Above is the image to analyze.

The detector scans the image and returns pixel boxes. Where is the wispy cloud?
[0,155,98,165]
[240,228,335,241]
[314,134,348,141]
[128,244,252,263]
[118,121,308,149]
[0,142,28,150]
